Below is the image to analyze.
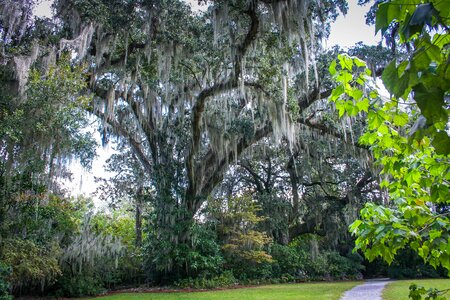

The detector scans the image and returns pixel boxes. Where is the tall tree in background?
[52,0,351,277]
[1,0,387,280]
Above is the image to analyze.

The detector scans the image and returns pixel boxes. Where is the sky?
[33,0,380,204]
[327,1,381,48]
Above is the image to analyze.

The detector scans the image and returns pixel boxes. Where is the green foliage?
[209,195,273,280]
[0,54,96,175]
[296,249,363,280]
[53,275,105,298]
[0,195,81,295]
[409,283,448,300]
[269,244,301,278]
[0,263,12,300]
[324,251,365,279]
[3,194,78,246]
[375,0,450,155]
[145,222,224,283]
[269,238,364,281]
[175,271,237,289]
[386,248,446,279]
[0,195,78,295]
[1,239,62,292]
[330,53,449,274]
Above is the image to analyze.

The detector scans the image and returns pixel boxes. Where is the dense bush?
[145,223,224,283]
[0,262,12,300]
[175,271,237,289]
[1,239,62,294]
[269,238,364,281]
[269,244,301,278]
[52,275,105,298]
[324,251,364,280]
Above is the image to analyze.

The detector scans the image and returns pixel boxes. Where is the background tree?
[34,0,350,279]
[95,143,151,247]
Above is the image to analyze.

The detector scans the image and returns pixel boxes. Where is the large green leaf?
[382,60,410,98]
[409,3,434,26]
[401,12,423,41]
[432,0,450,20]
[413,83,448,123]
[375,2,390,34]
[432,131,450,155]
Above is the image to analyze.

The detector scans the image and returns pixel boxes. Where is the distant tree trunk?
[287,155,300,236]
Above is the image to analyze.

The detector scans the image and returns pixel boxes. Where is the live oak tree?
[2,0,381,280]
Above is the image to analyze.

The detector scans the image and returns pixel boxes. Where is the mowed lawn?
[94,282,361,300]
[383,279,450,300]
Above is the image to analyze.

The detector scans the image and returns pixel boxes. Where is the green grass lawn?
[94,282,360,300]
[383,279,450,300]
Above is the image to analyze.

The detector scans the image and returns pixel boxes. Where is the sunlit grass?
[383,279,450,300]
[94,281,361,300]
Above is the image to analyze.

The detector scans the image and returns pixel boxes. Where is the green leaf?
[349,219,362,233]
[345,100,359,116]
[336,100,346,117]
[328,60,337,76]
[339,55,354,71]
[432,131,450,155]
[405,169,421,186]
[356,98,370,113]
[413,83,447,124]
[349,88,363,100]
[431,184,450,202]
[336,70,352,84]
[354,58,366,68]
[401,12,423,42]
[393,113,409,127]
[415,38,442,64]
[375,3,389,33]
[380,180,390,188]
[432,33,450,50]
[433,0,450,20]
[376,2,400,34]
[382,60,409,98]
[409,3,434,27]
[369,90,378,99]
[378,124,389,135]
[368,111,385,130]
[330,85,344,101]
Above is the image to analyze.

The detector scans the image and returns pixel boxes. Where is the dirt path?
[340,279,392,300]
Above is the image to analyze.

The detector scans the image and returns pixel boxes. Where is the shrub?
[324,251,364,280]
[52,275,105,297]
[269,244,301,278]
[175,271,237,289]
[1,239,62,293]
[0,262,12,300]
[145,223,224,283]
